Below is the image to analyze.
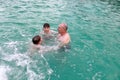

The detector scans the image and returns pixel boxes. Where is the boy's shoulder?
[50,30,57,34]
[31,43,41,49]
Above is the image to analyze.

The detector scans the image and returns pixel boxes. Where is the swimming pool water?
[0,0,120,80]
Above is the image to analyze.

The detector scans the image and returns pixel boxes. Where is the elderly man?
[57,23,71,48]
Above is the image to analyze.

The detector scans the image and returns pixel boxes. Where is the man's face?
[58,26,66,34]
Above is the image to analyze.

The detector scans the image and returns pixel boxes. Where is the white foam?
[3,53,31,67]
[47,69,53,75]
[27,69,45,80]
[0,8,5,12]
[0,66,10,80]
[5,41,18,46]
[38,45,59,53]
[92,72,102,80]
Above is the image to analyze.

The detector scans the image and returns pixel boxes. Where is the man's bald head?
[58,23,68,31]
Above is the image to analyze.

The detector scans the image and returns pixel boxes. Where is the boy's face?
[43,27,50,33]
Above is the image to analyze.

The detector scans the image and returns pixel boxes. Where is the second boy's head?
[43,23,50,33]
[32,35,41,45]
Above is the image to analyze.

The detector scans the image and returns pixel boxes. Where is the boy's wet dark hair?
[43,23,50,28]
[32,35,41,45]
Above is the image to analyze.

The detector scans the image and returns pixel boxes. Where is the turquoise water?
[0,0,120,80]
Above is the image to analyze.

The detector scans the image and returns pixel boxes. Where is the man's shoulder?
[66,33,70,37]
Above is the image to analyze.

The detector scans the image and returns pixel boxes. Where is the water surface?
[0,0,120,80]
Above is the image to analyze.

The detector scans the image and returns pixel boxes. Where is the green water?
[0,0,120,80]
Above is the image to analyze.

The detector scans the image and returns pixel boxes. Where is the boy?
[28,35,42,55]
[32,35,42,50]
[40,23,57,40]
